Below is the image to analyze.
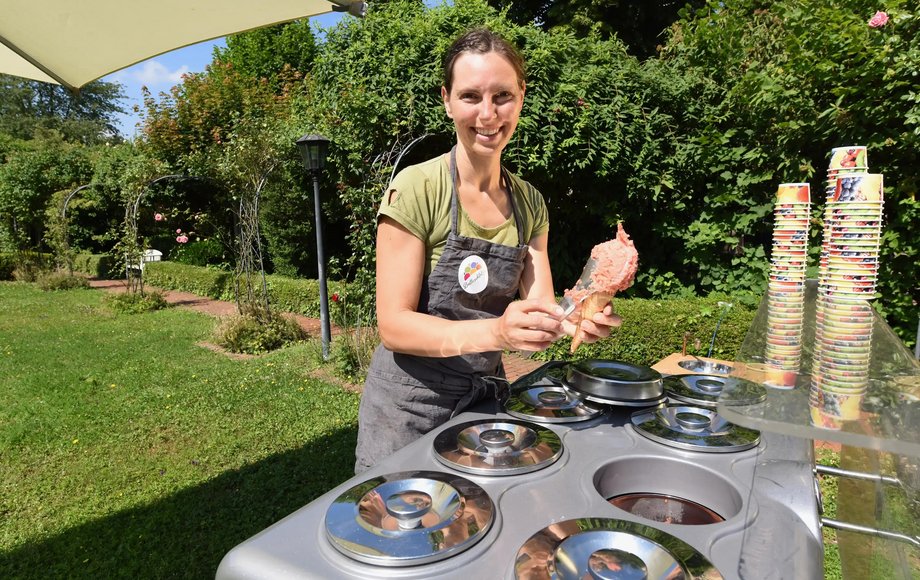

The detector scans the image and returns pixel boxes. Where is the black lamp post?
[296,134,332,360]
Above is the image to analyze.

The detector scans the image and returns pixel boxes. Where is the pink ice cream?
[567,223,639,353]
[588,223,639,293]
[564,223,639,303]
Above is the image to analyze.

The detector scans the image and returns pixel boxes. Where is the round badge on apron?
[458,255,489,294]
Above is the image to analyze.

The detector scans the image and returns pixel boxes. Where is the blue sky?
[103,12,346,139]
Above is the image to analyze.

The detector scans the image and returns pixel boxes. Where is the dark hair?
[442,27,525,93]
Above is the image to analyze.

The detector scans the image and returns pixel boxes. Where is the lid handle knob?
[695,379,724,394]
[479,428,515,452]
[675,412,712,430]
[385,491,432,530]
[587,548,649,580]
[537,390,568,407]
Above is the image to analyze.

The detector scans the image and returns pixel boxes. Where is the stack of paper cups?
[765,183,810,388]
[810,146,883,427]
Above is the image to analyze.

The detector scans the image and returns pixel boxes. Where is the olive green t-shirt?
[378,155,550,276]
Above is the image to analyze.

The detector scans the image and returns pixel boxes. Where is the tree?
[214,20,318,85]
[486,0,707,58]
[0,75,125,143]
[0,134,94,250]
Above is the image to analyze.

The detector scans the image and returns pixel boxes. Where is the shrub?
[213,307,309,354]
[103,290,169,314]
[169,239,230,268]
[8,251,52,282]
[332,326,379,384]
[0,254,14,280]
[72,253,119,278]
[36,271,90,291]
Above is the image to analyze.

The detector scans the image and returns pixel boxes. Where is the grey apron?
[354,147,529,473]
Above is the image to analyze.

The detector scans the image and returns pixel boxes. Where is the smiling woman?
[352,27,622,473]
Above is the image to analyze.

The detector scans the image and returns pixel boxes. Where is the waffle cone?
[570,292,613,354]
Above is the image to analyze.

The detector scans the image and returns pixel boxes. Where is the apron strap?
[449,145,525,246]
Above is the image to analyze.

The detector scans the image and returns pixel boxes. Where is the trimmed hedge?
[72,253,119,279]
[143,261,232,299]
[142,261,347,322]
[536,295,758,367]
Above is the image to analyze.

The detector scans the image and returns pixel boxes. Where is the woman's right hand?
[492,299,566,352]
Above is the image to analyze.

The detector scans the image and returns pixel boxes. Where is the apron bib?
[355,147,529,473]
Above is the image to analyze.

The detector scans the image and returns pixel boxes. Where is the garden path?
[87,279,544,382]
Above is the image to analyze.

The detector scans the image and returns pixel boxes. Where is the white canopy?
[0,0,365,90]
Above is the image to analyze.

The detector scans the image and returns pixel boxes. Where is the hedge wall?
[72,253,119,279]
[139,261,758,367]
[536,296,758,367]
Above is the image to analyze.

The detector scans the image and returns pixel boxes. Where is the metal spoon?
[558,257,597,317]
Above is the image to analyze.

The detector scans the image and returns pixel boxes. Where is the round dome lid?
[564,359,664,405]
[631,405,760,452]
[664,374,766,408]
[324,471,494,566]
[433,419,563,476]
[505,384,604,423]
[513,517,722,579]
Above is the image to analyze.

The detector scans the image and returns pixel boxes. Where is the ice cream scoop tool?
[557,257,597,317]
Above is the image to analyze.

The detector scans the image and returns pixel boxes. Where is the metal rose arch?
[123,174,215,294]
[49,183,101,276]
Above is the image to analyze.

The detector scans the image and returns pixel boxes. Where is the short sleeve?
[377,166,432,242]
[506,173,549,242]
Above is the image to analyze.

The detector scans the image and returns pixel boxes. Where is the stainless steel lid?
[324,470,494,566]
[543,363,569,384]
[664,374,766,408]
[565,359,664,405]
[505,384,604,423]
[514,518,722,579]
[676,358,733,375]
[433,419,563,476]
[631,405,760,452]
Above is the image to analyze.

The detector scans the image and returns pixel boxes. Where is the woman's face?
[442,51,525,161]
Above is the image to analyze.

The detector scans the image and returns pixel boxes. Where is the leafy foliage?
[102,289,169,314]
[0,135,94,250]
[215,20,318,85]
[35,271,89,291]
[213,307,308,354]
[169,238,230,268]
[486,0,707,58]
[0,75,125,143]
[536,294,758,365]
[658,0,920,344]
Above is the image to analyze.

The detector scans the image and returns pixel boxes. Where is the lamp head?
[296,134,330,174]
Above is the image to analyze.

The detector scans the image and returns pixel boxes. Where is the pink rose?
[154,213,164,221]
[176,228,182,234]
[868,11,889,28]
[176,235,189,244]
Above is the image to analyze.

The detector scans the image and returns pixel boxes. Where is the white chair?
[126,249,163,274]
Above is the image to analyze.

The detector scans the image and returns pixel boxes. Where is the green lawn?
[0,282,360,579]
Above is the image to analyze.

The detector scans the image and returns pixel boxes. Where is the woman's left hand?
[562,303,622,344]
